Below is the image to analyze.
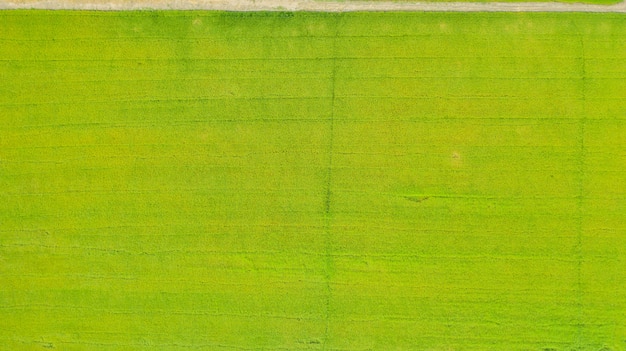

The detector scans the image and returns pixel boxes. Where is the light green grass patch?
[1,11,625,351]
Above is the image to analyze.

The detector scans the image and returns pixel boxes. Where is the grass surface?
[1,10,625,351]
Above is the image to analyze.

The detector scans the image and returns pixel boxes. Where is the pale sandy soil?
[1,0,625,12]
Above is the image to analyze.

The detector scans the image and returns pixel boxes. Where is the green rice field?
[0,11,625,351]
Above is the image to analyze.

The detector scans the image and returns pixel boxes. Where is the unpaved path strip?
[1,0,625,12]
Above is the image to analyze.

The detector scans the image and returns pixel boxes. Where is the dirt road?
[1,0,625,12]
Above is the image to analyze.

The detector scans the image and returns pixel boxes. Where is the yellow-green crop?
[1,11,625,351]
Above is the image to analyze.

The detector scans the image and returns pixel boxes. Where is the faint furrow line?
[573,23,588,350]
[321,14,341,351]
